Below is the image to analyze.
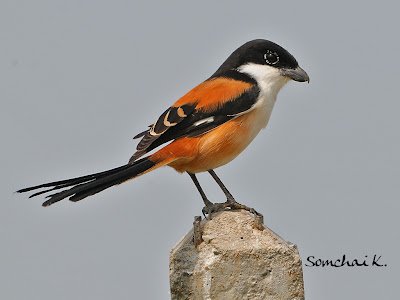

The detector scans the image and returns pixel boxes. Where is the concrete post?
[169,210,304,300]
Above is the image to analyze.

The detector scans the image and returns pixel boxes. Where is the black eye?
[264,50,279,65]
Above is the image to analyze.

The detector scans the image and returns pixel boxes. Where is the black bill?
[281,66,309,83]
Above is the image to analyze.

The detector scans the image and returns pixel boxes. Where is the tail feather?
[69,184,112,202]
[17,164,131,193]
[28,183,73,198]
[41,158,155,206]
[17,156,170,207]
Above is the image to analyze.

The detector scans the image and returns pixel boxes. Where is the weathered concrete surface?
[169,210,304,300]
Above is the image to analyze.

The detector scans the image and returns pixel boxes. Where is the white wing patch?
[193,116,215,127]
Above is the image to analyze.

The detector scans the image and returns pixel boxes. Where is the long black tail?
[17,157,158,207]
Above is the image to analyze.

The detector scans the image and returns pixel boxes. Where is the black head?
[212,39,309,82]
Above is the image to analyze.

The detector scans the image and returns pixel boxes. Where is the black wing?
[129,84,260,163]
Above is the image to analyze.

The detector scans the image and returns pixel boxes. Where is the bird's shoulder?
[173,75,256,111]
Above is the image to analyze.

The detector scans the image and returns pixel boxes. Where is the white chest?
[237,63,290,138]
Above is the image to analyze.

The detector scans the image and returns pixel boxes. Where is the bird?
[17,39,309,218]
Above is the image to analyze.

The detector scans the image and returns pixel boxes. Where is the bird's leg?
[187,172,234,219]
[208,169,236,203]
[206,169,262,217]
[188,171,262,219]
[188,173,213,218]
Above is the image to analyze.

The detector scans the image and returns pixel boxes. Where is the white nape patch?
[194,116,215,127]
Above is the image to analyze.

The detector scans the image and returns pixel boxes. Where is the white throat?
[237,63,289,101]
[237,63,290,130]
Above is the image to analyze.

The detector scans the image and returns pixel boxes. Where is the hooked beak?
[281,66,309,83]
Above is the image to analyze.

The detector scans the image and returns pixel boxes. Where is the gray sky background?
[1,1,399,299]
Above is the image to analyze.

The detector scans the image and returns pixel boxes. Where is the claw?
[201,200,261,220]
[202,206,209,219]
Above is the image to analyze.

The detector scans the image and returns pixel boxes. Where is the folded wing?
[129,77,260,163]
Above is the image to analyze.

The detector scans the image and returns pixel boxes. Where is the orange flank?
[150,108,262,174]
[173,77,253,111]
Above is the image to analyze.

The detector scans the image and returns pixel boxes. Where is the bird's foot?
[202,200,262,220]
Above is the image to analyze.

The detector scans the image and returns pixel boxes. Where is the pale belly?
[168,105,272,173]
